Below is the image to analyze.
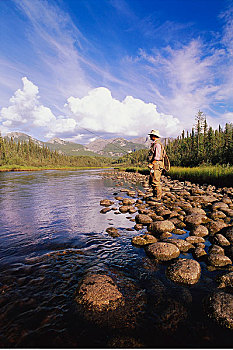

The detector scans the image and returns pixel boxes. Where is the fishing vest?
[147,141,170,172]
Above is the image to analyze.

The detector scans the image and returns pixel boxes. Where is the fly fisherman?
[147,129,166,201]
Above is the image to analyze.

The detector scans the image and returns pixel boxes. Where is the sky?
[0,0,233,144]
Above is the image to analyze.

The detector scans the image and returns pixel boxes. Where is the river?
[0,169,232,348]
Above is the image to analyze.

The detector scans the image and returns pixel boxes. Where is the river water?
[0,169,232,348]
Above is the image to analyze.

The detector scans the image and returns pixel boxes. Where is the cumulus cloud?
[66,87,180,137]
[0,77,77,138]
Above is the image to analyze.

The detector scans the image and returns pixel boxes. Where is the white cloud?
[66,87,180,137]
[0,77,77,138]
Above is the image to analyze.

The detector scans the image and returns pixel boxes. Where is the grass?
[0,164,112,172]
[115,165,233,187]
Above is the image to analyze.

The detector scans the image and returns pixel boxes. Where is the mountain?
[86,137,147,157]
[4,132,169,158]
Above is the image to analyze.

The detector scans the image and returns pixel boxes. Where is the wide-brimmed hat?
[148,129,160,138]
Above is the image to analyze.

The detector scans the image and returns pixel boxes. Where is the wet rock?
[212,202,229,211]
[160,232,173,239]
[186,236,205,244]
[167,258,201,285]
[186,207,206,216]
[148,220,175,235]
[135,214,153,225]
[128,206,137,214]
[218,225,233,244]
[162,238,194,252]
[100,207,112,214]
[119,205,130,213]
[190,225,209,237]
[132,234,157,246]
[208,253,232,267]
[122,198,135,206]
[156,299,188,332]
[185,214,208,226]
[205,292,233,329]
[115,196,123,201]
[207,221,228,235]
[210,211,227,220]
[134,224,143,231]
[172,228,186,235]
[145,242,180,261]
[76,273,124,311]
[214,234,231,247]
[218,272,233,289]
[106,227,120,237]
[194,247,207,259]
[209,244,225,255]
[100,199,114,207]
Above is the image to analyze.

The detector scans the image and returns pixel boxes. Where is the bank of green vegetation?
[0,136,112,171]
[115,112,233,187]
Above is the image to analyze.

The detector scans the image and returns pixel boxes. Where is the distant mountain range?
[4,132,170,158]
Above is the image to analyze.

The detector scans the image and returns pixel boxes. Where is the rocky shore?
[75,170,233,344]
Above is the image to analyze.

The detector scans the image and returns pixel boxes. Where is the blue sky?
[0,0,233,143]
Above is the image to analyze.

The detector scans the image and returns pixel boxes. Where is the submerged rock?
[205,292,233,330]
[146,242,180,261]
[106,227,120,238]
[76,273,124,311]
[218,272,233,289]
[166,258,201,285]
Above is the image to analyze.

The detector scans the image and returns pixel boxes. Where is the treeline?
[116,111,233,167]
[166,111,233,166]
[0,136,111,168]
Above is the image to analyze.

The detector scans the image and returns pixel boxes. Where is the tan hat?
[148,129,160,138]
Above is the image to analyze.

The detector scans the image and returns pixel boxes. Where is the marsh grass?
[116,165,233,187]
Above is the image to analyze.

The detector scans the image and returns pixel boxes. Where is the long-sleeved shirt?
[149,141,162,161]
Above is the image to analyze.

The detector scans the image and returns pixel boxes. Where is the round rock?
[190,225,209,237]
[148,220,175,234]
[167,258,201,285]
[76,274,124,311]
[132,234,157,246]
[205,292,233,329]
[146,242,180,261]
[135,214,153,225]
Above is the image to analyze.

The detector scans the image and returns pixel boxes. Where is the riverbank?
[115,165,233,187]
[0,165,112,172]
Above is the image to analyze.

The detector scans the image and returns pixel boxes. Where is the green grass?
[115,165,233,187]
[0,164,111,172]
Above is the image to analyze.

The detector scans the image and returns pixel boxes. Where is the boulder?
[100,199,114,207]
[218,272,233,289]
[172,228,186,235]
[218,225,233,244]
[208,253,232,267]
[166,258,201,285]
[135,214,153,225]
[106,227,120,238]
[132,234,157,246]
[122,198,135,206]
[146,242,180,261]
[185,214,208,226]
[209,244,225,255]
[194,247,207,259]
[186,236,205,244]
[100,207,112,214]
[214,234,231,247]
[119,205,130,213]
[212,202,229,211]
[190,225,209,237]
[76,274,124,311]
[148,220,175,234]
[205,292,233,329]
[207,221,228,235]
[162,239,194,253]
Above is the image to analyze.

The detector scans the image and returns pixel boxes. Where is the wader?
[149,160,163,200]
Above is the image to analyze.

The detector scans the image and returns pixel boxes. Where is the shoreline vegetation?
[116,165,233,188]
[0,165,112,172]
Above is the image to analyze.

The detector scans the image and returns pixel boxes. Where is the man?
[147,129,164,200]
